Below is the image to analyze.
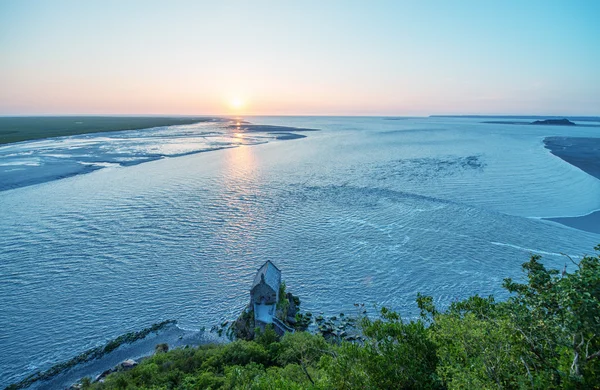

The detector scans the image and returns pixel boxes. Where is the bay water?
[1,116,599,386]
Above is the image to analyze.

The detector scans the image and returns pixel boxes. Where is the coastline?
[8,323,226,390]
[543,137,600,180]
[542,136,600,235]
[545,210,600,235]
[0,120,318,192]
[0,116,222,145]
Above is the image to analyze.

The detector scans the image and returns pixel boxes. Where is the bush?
[86,245,600,390]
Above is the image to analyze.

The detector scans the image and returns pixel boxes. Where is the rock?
[221,320,229,327]
[229,305,256,341]
[94,368,114,382]
[286,293,300,318]
[121,359,138,369]
[319,323,333,335]
[90,358,139,384]
[155,343,169,354]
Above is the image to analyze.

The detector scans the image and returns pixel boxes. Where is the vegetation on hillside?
[80,246,600,389]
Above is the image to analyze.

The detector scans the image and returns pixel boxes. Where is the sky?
[1,0,599,116]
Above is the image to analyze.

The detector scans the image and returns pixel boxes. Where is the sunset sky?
[1,0,599,116]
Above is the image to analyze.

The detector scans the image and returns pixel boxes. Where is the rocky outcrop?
[229,287,313,340]
[228,305,256,341]
[93,358,139,383]
[315,304,367,342]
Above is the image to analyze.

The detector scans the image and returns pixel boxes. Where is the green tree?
[326,307,440,389]
[503,246,600,388]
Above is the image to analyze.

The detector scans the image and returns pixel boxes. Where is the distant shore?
[430,115,600,122]
[0,116,221,145]
[543,137,600,181]
[543,136,600,234]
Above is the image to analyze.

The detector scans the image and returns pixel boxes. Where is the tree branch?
[586,350,600,361]
[561,253,581,270]
[521,357,534,389]
[300,360,315,385]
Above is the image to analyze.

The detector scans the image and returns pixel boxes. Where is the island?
[531,118,576,126]
[481,117,589,126]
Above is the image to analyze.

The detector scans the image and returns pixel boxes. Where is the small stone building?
[250,260,281,327]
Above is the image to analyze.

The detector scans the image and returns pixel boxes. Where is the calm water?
[1,116,599,386]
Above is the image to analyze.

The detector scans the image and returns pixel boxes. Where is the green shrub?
[86,245,600,390]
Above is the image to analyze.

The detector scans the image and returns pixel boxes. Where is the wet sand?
[543,137,600,235]
[545,211,600,235]
[544,137,600,180]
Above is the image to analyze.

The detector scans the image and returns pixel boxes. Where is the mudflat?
[543,136,600,234]
[544,137,600,180]
[0,116,218,145]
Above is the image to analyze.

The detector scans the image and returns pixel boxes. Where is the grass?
[0,116,219,145]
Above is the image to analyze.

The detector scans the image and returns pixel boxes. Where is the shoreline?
[0,116,223,145]
[543,137,600,180]
[542,136,600,235]
[8,322,227,390]
[0,121,318,192]
[544,210,600,235]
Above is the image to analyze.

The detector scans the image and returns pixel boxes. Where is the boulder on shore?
[93,358,139,383]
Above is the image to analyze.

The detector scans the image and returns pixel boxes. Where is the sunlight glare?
[230,98,244,110]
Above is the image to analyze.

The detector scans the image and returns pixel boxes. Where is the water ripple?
[1,117,600,387]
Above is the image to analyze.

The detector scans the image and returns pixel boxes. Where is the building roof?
[252,260,281,292]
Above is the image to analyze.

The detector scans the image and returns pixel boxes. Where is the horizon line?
[1,113,599,118]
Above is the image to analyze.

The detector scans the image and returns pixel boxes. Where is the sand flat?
[543,136,600,234]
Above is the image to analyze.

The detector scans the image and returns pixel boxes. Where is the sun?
[230,98,244,110]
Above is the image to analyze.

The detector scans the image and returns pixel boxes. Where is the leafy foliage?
[83,246,600,390]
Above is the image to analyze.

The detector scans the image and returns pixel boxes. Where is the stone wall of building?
[250,282,277,305]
